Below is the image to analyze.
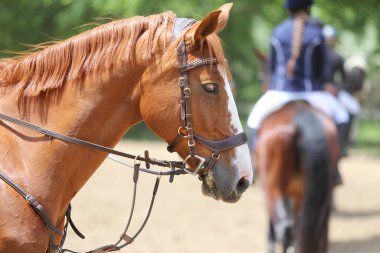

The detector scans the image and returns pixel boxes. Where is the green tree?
[1,0,379,110]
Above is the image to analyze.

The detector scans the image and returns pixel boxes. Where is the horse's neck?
[64,74,143,179]
[0,65,145,224]
[0,17,174,231]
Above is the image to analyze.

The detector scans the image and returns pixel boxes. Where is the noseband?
[167,18,248,177]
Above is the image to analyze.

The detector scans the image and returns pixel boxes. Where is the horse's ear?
[193,3,233,43]
[193,10,221,43]
[215,3,233,33]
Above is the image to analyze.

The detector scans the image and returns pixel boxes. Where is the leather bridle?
[0,18,248,253]
[167,18,248,178]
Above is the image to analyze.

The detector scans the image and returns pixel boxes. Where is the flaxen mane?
[0,11,228,99]
[1,12,175,97]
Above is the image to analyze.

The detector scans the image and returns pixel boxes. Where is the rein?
[0,17,248,253]
[0,112,185,253]
[0,113,187,174]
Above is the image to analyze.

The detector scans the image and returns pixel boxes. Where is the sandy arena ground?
[64,140,380,253]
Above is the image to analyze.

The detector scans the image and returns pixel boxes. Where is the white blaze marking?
[218,65,254,183]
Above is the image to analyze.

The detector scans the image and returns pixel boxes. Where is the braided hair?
[286,12,307,77]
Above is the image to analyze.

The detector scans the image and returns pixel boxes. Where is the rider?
[247,0,349,171]
[322,24,362,154]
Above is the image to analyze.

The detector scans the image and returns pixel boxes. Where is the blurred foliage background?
[0,0,379,150]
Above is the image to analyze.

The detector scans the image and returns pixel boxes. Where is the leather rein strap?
[0,112,190,251]
[0,170,62,235]
[0,113,187,174]
[0,113,179,253]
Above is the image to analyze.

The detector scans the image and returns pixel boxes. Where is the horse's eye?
[202,83,218,94]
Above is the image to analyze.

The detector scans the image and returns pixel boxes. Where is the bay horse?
[254,101,339,253]
[0,3,253,253]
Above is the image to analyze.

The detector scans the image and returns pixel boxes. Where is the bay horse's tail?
[294,108,333,253]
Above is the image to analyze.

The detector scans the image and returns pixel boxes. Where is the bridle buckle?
[183,87,191,94]
[178,127,188,137]
[187,139,195,147]
[212,152,221,160]
[183,155,206,176]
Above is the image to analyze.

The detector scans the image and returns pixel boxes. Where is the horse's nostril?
[236,177,250,193]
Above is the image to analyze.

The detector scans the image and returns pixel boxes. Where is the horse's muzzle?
[201,165,250,203]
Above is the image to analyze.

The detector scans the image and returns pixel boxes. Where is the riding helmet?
[284,0,314,9]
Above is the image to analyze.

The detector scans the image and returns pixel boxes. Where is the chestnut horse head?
[139,4,253,202]
[255,101,338,253]
[0,3,252,252]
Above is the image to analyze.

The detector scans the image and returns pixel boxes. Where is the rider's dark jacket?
[326,46,345,86]
[268,17,330,92]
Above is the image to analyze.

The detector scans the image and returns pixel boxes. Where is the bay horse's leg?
[282,225,295,253]
[255,113,303,253]
[268,219,276,253]
[256,121,298,253]
[273,197,294,253]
